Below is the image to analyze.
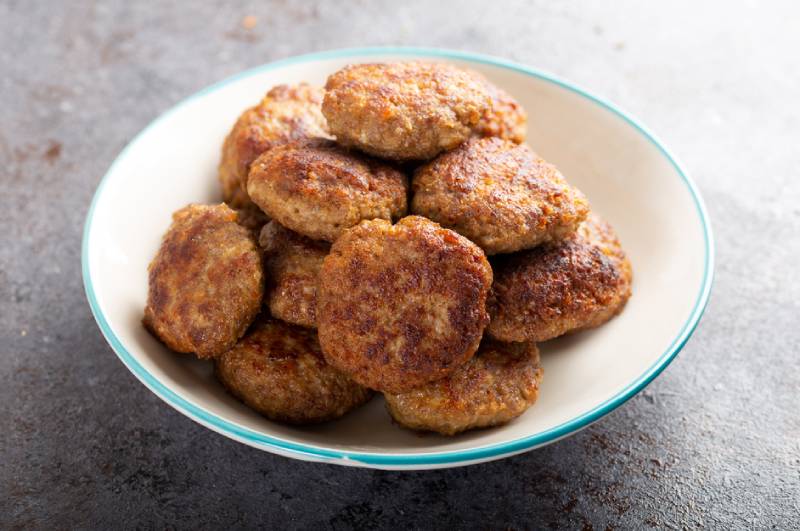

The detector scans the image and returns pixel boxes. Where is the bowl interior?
[84,50,710,465]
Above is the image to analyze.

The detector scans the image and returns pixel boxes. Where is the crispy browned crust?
[259,221,330,328]
[322,62,491,161]
[316,216,493,393]
[487,213,633,342]
[247,139,408,241]
[142,204,264,358]
[384,339,543,435]
[218,83,330,208]
[469,71,527,143]
[411,137,590,255]
[215,318,372,424]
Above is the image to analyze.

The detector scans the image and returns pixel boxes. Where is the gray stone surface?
[2,0,799,528]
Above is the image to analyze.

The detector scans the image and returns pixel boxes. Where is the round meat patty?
[215,318,372,424]
[259,221,330,328]
[218,83,330,208]
[411,137,590,255]
[143,204,263,358]
[322,62,491,161]
[471,72,527,143]
[488,213,633,342]
[317,216,493,393]
[384,339,543,436]
[247,139,408,241]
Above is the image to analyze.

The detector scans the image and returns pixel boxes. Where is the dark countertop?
[2,1,798,528]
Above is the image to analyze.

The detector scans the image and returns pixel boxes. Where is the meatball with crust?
[259,221,330,328]
[488,214,633,342]
[384,339,543,436]
[317,216,493,393]
[143,204,263,358]
[247,139,408,241]
[412,137,589,255]
[470,72,527,143]
[218,83,330,208]
[322,62,491,161]
[215,318,372,424]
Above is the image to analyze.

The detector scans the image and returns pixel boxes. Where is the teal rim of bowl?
[82,46,715,467]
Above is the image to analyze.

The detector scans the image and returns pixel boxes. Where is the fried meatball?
[471,72,527,143]
[411,137,590,255]
[488,214,633,342]
[218,83,330,208]
[259,221,329,328]
[247,140,408,241]
[143,204,263,358]
[215,318,372,424]
[317,216,493,393]
[322,62,491,161]
[384,339,543,435]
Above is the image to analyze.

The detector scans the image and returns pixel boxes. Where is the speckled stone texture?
[2,1,799,528]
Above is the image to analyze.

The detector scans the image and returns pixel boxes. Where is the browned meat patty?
[384,339,543,435]
[143,204,263,358]
[218,83,330,208]
[411,137,590,255]
[247,139,408,241]
[488,213,633,342]
[215,318,372,424]
[259,221,330,328]
[322,62,491,161]
[470,71,527,143]
[316,216,493,393]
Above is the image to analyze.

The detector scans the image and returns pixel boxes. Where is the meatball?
[317,216,493,393]
[384,339,543,436]
[215,318,372,424]
[488,214,633,342]
[218,83,330,208]
[471,72,527,143]
[259,221,330,328]
[143,204,263,358]
[411,137,590,255]
[322,62,491,161]
[247,139,408,241]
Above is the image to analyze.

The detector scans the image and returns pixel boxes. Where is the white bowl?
[82,47,714,470]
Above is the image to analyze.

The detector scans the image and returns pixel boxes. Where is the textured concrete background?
[2,0,799,528]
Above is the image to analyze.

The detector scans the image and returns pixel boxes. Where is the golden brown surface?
[322,62,491,161]
[317,216,493,393]
[471,72,527,143]
[411,137,590,255]
[218,83,330,208]
[259,221,330,328]
[143,204,263,358]
[247,139,408,241]
[487,213,633,342]
[215,318,372,424]
[384,339,543,436]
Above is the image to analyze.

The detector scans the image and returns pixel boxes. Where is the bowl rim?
[82,46,715,467]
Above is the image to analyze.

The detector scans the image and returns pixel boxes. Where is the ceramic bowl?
[82,47,713,470]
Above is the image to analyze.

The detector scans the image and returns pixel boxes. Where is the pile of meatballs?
[143,62,633,436]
